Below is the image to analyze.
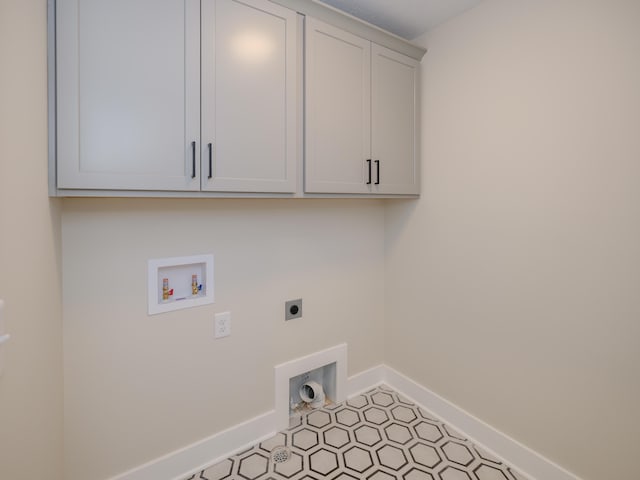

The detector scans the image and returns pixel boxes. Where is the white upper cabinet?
[304,18,420,195]
[52,1,421,196]
[304,18,371,194]
[201,0,297,193]
[56,0,201,191]
[372,44,420,195]
[55,0,296,193]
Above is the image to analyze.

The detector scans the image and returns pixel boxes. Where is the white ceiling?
[318,0,482,40]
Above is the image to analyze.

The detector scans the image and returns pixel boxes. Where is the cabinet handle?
[191,141,196,179]
[375,160,380,185]
[208,143,213,179]
[366,159,372,185]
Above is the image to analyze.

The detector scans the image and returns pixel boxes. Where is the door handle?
[366,159,372,185]
[375,160,380,185]
[191,141,196,179]
[208,143,213,179]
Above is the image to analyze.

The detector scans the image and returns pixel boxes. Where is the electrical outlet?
[285,299,302,320]
[214,311,231,338]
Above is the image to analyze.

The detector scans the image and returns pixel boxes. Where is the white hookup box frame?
[147,254,214,315]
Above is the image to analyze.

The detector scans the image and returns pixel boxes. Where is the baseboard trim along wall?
[110,364,582,480]
[346,364,386,396]
[380,366,583,480]
[109,411,277,480]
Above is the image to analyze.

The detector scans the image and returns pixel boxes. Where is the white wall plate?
[147,254,214,315]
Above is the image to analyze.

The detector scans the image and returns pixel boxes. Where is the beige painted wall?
[0,1,63,479]
[385,1,640,479]
[8,1,638,479]
[62,198,385,480]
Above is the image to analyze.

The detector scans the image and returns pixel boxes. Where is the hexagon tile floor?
[186,385,528,480]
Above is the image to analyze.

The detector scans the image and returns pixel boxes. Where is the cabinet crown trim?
[268,0,427,61]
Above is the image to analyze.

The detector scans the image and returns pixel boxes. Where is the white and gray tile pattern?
[186,386,528,480]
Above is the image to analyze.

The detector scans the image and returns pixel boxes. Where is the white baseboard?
[346,364,385,396]
[382,366,583,480]
[111,363,582,480]
[109,410,277,480]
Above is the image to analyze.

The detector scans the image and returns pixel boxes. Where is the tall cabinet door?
[56,0,201,191]
[371,44,420,195]
[201,0,297,193]
[305,18,371,194]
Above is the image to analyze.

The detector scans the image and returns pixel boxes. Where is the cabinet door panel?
[305,18,371,194]
[372,44,419,195]
[201,0,297,193]
[56,0,200,191]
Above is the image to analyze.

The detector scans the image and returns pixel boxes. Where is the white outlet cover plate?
[0,299,6,376]
[215,311,231,338]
